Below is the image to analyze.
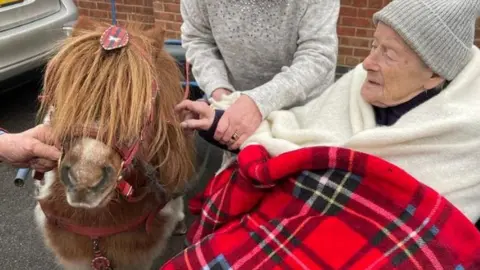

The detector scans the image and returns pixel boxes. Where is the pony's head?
[39,18,195,209]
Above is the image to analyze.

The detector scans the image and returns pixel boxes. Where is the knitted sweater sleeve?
[243,0,340,118]
[180,0,236,96]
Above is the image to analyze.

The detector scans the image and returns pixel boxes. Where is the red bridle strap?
[184,61,191,100]
[39,201,165,239]
[114,61,191,198]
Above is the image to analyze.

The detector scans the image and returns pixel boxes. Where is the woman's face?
[361,22,444,107]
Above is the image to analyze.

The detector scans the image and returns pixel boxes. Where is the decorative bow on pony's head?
[100,25,129,51]
[99,0,129,51]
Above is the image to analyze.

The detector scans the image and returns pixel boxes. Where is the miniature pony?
[33,17,195,270]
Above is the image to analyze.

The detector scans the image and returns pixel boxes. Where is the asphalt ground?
[0,74,224,269]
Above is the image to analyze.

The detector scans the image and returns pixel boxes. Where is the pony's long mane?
[39,18,195,193]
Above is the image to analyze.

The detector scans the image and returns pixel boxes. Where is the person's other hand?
[211,88,232,101]
[0,124,61,172]
[175,100,216,131]
[214,95,262,150]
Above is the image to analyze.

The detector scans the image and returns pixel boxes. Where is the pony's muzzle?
[60,164,113,191]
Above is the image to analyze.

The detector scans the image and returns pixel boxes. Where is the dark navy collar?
[373,87,443,126]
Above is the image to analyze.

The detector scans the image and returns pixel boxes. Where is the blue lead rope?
[111,0,117,25]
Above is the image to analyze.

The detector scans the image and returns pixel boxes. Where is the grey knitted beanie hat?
[373,0,480,81]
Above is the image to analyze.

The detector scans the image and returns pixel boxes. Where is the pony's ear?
[145,25,166,50]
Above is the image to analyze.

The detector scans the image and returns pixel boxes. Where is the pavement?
[0,75,224,269]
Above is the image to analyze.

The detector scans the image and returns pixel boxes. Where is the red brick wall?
[73,0,155,27]
[154,0,182,39]
[338,0,381,66]
[75,0,480,68]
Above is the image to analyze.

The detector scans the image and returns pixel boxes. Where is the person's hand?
[0,124,61,172]
[211,88,232,101]
[175,100,216,131]
[215,95,262,150]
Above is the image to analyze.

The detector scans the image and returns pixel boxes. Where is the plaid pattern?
[161,145,480,269]
[100,25,129,51]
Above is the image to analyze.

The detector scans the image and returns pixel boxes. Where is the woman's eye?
[385,50,396,61]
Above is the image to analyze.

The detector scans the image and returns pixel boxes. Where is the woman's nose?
[362,49,380,72]
[363,57,376,72]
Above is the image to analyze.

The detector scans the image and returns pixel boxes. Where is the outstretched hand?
[0,124,61,172]
[175,100,216,131]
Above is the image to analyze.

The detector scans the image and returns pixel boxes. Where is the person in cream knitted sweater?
[180,0,340,150]
[177,0,480,223]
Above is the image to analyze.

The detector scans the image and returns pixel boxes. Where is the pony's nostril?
[60,165,75,188]
[92,166,113,190]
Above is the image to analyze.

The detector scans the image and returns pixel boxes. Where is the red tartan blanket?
[162,145,480,269]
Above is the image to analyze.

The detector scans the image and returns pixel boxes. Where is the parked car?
[0,0,78,88]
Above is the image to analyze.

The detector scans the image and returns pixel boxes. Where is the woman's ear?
[424,73,446,90]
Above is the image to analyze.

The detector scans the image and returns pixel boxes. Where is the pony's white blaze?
[80,137,111,164]
[73,137,113,184]
[62,137,120,209]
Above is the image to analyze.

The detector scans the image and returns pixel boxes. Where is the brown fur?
[39,17,195,194]
[35,17,195,269]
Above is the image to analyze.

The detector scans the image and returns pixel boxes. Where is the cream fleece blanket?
[211,46,480,222]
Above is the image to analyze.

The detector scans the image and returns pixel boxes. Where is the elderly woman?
[168,0,480,269]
